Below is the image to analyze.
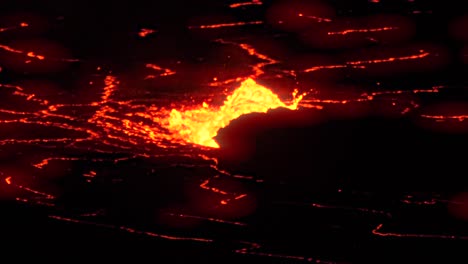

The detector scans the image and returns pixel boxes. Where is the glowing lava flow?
[163,78,304,148]
[327,26,398,35]
[229,0,263,8]
[188,21,263,29]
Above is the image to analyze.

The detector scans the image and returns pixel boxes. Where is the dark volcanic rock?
[216,107,467,193]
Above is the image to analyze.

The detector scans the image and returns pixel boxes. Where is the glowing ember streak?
[346,50,430,65]
[401,197,438,205]
[0,22,28,32]
[138,28,157,37]
[49,215,214,242]
[199,177,249,205]
[145,63,176,77]
[33,157,82,169]
[85,75,121,141]
[4,175,55,199]
[298,84,444,111]
[83,170,96,182]
[235,194,247,200]
[102,75,118,101]
[372,224,468,239]
[215,39,279,77]
[166,213,247,226]
[0,44,79,62]
[18,185,55,199]
[229,0,262,8]
[189,21,263,29]
[163,78,304,148]
[297,13,332,22]
[239,43,278,76]
[200,179,228,195]
[4,176,11,185]
[0,44,23,54]
[208,77,244,87]
[239,43,275,62]
[310,202,391,216]
[327,26,398,35]
[235,241,336,263]
[26,51,45,60]
[303,64,365,72]
[420,114,467,121]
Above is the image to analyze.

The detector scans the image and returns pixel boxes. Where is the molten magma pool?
[163,78,304,148]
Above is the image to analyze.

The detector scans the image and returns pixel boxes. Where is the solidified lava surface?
[1,0,467,263]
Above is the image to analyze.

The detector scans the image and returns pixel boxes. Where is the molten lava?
[163,78,304,148]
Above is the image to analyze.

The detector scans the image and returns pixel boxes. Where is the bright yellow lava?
[164,78,304,148]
